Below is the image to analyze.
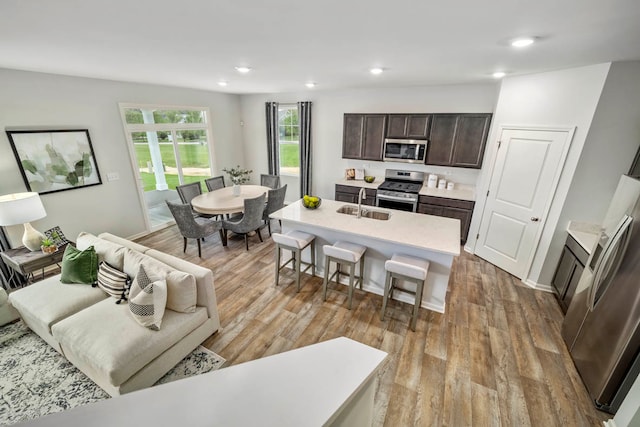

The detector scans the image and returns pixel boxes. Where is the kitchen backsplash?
[344,160,480,186]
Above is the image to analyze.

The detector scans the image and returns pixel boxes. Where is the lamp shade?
[0,192,47,226]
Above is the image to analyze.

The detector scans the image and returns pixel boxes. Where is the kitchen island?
[270,199,460,313]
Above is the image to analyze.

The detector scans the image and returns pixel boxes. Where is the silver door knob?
[531,217,540,222]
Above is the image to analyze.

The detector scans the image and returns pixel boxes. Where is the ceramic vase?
[232,184,241,196]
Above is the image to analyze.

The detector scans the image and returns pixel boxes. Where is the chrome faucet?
[357,187,366,218]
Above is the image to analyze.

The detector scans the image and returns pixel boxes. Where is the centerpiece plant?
[222,165,253,185]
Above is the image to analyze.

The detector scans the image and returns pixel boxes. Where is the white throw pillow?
[123,248,197,313]
[129,265,167,331]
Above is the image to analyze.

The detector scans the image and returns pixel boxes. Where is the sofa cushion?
[123,249,196,314]
[77,232,126,271]
[129,265,167,330]
[60,245,99,285]
[98,232,150,254]
[52,299,207,387]
[8,275,107,334]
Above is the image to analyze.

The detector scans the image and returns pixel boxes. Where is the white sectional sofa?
[0,288,19,326]
[9,232,221,397]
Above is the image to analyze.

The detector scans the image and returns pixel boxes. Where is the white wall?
[0,68,243,245]
[536,60,640,285]
[239,84,498,203]
[466,63,611,285]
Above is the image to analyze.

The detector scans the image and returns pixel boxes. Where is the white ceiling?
[1,0,639,94]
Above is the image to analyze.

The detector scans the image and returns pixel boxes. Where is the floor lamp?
[0,192,47,251]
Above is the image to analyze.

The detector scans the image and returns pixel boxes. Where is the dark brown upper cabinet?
[426,113,492,168]
[386,114,431,139]
[342,114,387,161]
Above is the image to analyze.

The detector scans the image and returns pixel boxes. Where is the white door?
[475,127,574,278]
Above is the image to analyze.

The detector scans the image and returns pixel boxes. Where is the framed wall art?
[6,129,102,195]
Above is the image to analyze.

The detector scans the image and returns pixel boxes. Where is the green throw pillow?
[60,245,98,285]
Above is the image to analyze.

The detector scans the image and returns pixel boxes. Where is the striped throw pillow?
[129,265,167,331]
[97,261,131,304]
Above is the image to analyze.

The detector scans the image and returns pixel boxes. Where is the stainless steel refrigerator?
[562,174,640,414]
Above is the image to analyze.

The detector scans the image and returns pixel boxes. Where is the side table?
[0,243,72,288]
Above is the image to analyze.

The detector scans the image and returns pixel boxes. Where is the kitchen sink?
[336,205,390,220]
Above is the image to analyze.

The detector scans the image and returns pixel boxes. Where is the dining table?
[191,185,271,216]
[191,185,271,245]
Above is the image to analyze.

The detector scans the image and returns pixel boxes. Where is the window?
[278,104,299,176]
[120,105,213,192]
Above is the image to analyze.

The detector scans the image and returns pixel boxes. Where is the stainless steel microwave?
[383,138,427,163]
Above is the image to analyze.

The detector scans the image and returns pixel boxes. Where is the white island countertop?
[19,338,387,427]
[272,199,460,256]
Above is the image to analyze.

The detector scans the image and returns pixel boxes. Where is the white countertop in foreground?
[21,338,387,427]
[272,199,461,256]
[336,179,476,202]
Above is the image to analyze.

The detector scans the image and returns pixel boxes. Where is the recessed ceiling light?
[493,71,506,79]
[511,37,535,48]
[370,68,384,75]
[305,82,316,88]
[235,66,251,73]
[218,81,228,87]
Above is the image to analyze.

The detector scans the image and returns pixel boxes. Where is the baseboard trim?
[522,278,555,293]
[603,419,616,427]
[126,230,150,241]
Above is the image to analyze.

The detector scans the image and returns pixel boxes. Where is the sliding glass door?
[120,105,214,230]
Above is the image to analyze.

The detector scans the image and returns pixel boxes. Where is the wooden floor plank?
[416,354,446,427]
[537,348,594,426]
[471,383,502,427]
[470,322,496,390]
[503,300,545,381]
[489,326,533,427]
[520,377,562,427]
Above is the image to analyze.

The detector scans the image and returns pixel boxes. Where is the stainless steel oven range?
[375,169,425,212]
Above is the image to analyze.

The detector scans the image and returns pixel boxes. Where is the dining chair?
[166,201,225,257]
[176,181,215,219]
[222,193,266,251]
[260,174,281,189]
[205,176,225,192]
[262,184,287,236]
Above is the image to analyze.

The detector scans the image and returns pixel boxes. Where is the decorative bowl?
[364,176,375,183]
[302,196,322,209]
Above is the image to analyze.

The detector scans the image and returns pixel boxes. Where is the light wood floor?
[137,225,609,426]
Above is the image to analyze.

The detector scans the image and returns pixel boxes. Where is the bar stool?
[323,241,366,309]
[272,231,316,292]
[380,254,430,331]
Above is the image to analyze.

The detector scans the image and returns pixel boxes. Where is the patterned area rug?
[0,321,225,425]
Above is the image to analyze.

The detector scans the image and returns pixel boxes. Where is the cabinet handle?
[531,217,540,222]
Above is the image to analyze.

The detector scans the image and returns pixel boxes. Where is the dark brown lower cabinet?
[417,196,474,244]
[551,235,589,313]
[335,184,376,205]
